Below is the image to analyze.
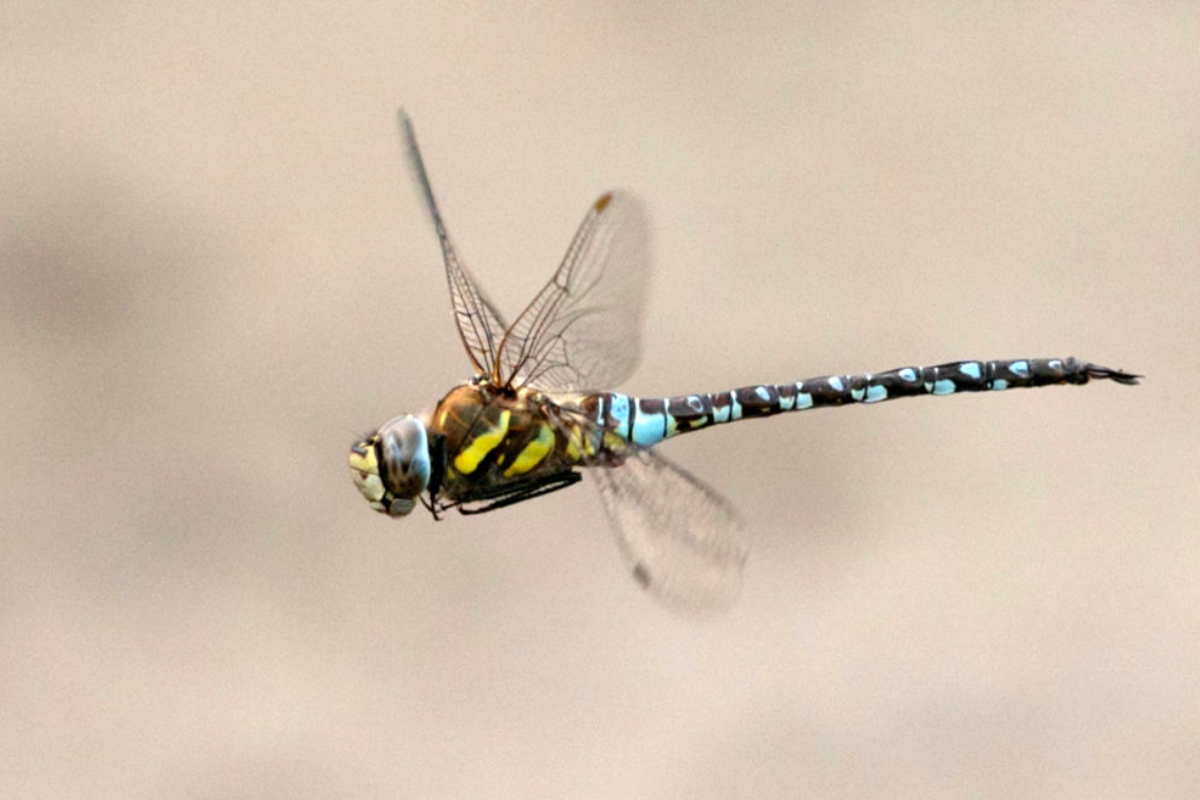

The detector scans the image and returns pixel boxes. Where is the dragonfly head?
[349,415,431,517]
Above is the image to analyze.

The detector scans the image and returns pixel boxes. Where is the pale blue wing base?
[591,449,748,616]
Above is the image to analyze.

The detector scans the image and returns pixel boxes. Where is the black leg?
[420,493,442,520]
[450,471,583,515]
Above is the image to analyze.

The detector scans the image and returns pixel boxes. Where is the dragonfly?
[349,112,1139,615]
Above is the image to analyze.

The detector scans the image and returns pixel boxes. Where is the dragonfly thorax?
[348,414,431,517]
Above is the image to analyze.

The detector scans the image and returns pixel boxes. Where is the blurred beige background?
[3,3,1198,798]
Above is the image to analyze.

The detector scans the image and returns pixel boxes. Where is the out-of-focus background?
[3,3,1197,798]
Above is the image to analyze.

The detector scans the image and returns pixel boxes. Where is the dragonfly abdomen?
[593,357,1138,449]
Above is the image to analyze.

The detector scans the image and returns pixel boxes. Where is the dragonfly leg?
[420,493,443,520]
[452,471,583,515]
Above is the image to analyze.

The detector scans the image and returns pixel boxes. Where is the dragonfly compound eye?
[374,415,432,515]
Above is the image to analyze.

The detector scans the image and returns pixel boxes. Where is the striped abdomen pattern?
[578,357,1138,450]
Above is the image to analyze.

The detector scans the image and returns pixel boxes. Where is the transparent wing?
[400,111,508,375]
[497,190,651,393]
[591,449,748,616]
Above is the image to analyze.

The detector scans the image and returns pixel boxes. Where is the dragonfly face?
[349,414,431,517]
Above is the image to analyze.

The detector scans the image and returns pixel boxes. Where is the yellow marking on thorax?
[562,421,606,463]
[564,425,584,462]
[453,409,511,475]
[603,431,625,452]
[503,423,555,477]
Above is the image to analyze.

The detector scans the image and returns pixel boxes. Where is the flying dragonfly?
[349,112,1139,614]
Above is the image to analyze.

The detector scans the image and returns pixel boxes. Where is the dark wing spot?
[632,562,651,588]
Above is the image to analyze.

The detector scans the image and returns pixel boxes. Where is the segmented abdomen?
[580,357,1138,450]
